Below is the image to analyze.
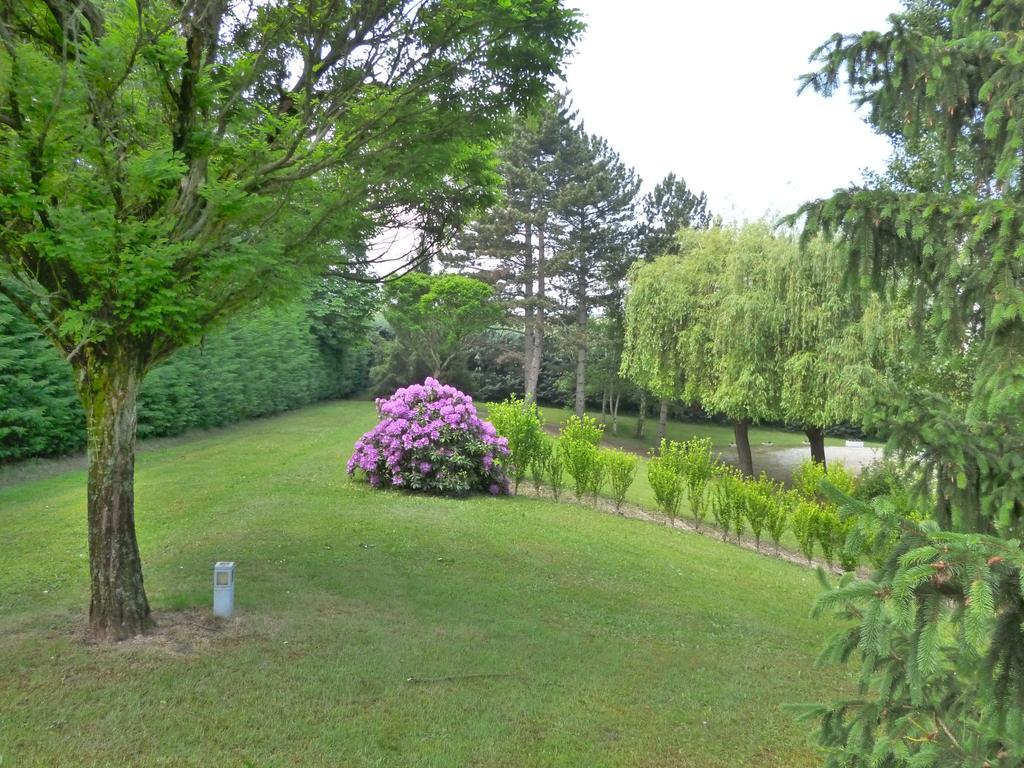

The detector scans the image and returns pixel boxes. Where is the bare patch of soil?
[84,609,252,656]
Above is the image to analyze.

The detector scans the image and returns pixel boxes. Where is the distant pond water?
[717,444,883,486]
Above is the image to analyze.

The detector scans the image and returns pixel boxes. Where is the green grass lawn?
[0,400,850,767]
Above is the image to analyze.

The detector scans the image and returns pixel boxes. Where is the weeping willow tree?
[703,224,787,476]
[774,237,866,466]
[621,224,783,476]
[619,253,704,441]
[789,1,1024,764]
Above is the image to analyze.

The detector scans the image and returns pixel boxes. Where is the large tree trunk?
[523,222,535,399]
[733,418,754,478]
[525,226,545,402]
[574,342,587,419]
[77,351,153,641]
[657,398,669,441]
[635,390,646,439]
[574,292,587,419]
[805,426,827,468]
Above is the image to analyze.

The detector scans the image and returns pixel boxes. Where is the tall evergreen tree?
[791,2,1024,763]
[0,299,82,460]
[551,130,639,418]
[451,96,578,401]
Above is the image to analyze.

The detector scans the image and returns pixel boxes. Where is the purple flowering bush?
[347,378,510,495]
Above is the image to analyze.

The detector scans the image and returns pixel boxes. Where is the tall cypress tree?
[0,299,82,460]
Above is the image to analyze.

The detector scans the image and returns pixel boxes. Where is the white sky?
[563,0,902,222]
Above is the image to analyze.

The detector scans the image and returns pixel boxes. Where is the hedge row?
[0,287,373,462]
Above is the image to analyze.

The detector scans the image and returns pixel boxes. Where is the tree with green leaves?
[774,238,864,466]
[381,273,501,380]
[701,224,786,476]
[622,225,780,476]
[584,312,638,435]
[790,2,1024,763]
[633,173,711,439]
[0,0,579,640]
[620,242,719,446]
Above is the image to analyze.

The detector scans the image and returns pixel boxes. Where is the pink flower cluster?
[347,378,510,495]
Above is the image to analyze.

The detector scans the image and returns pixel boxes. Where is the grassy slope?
[0,401,849,767]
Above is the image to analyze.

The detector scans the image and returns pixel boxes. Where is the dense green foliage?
[604,448,639,513]
[647,439,686,524]
[1,286,373,462]
[558,413,604,447]
[557,414,605,501]
[375,273,502,388]
[681,437,715,530]
[785,461,856,567]
[622,224,877,474]
[622,226,774,475]
[741,474,778,551]
[137,301,370,439]
[791,2,1024,763]
[0,0,580,357]
[488,395,546,494]
[707,467,736,542]
[545,442,565,501]
[0,298,83,460]
[0,0,581,639]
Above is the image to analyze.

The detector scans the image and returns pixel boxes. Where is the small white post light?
[213,561,235,618]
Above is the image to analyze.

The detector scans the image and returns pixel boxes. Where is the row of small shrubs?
[644,436,867,569]
[488,399,639,512]
[489,397,915,572]
[647,438,716,529]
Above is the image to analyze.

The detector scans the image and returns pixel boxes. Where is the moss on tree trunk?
[77,351,153,641]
